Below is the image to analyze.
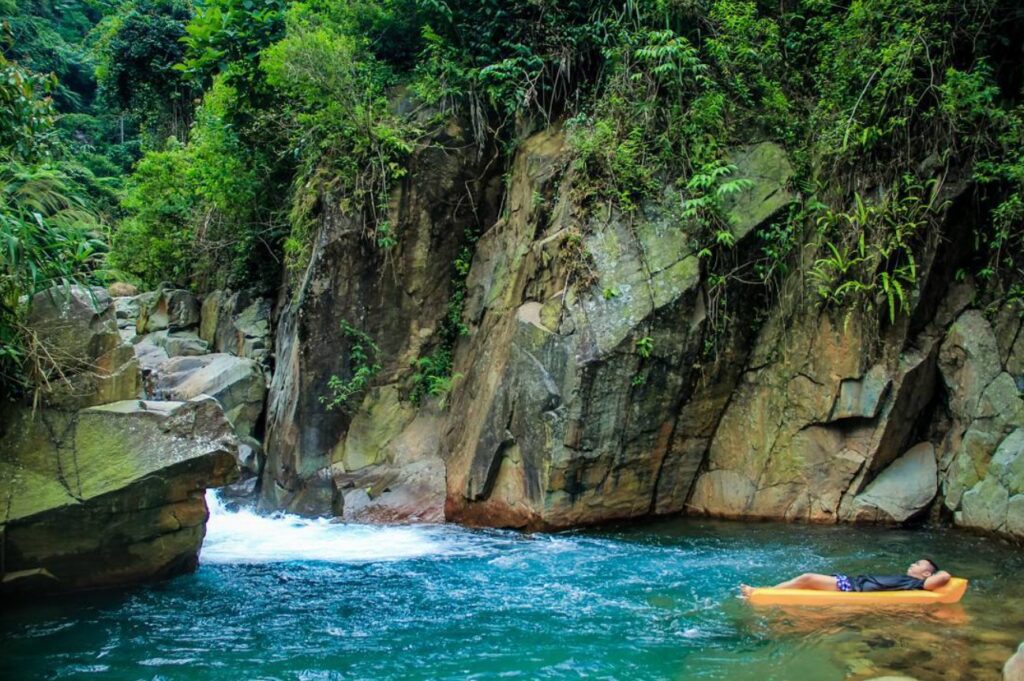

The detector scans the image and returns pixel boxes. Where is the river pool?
[2,493,1021,680]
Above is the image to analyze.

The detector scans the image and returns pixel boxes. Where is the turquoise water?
[2,494,1022,681]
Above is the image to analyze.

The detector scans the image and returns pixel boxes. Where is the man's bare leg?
[739,573,840,598]
[773,573,839,590]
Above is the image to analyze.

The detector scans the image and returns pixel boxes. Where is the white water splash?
[200,491,450,564]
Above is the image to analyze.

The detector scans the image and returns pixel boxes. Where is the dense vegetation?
[2,0,1023,397]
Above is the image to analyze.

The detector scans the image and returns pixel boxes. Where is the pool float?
[746,577,968,606]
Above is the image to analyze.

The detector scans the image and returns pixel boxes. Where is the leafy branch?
[320,320,382,413]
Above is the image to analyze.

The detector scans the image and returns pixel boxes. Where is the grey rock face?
[153,354,266,440]
[852,443,938,522]
[136,330,210,358]
[260,117,501,516]
[249,117,1022,541]
[938,308,1024,540]
[136,287,200,333]
[442,136,794,528]
[199,289,273,363]
[337,458,446,524]
[26,286,141,408]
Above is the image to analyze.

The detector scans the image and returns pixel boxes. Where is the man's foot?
[739,584,754,599]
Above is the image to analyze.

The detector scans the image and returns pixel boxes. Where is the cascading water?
[2,493,1023,680]
[201,491,449,564]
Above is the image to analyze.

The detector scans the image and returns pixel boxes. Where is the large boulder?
[26,286,141,408]
[107,282,138,297]
[851,442,938,522]
[0,398,239,594]
[153,354,266,439]
[136,329,210,359]
[330,390,446,523]
[113,295,141,343]
[687,299,941,523]
[938,308,1024,540]
[199,289,273,363]
[682,172,974,527]
[136,287,200,334]
[720,143,796,243]
[441,137,794,528]
[337,458,445,523]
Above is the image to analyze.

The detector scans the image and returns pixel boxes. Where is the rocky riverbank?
[0,286,247,594]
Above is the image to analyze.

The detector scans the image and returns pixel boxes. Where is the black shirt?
[850,574,926,592]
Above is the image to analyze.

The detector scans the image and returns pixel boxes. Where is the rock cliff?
[259,121,1024,539]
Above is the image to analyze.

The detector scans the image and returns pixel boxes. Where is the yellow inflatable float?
[746,577,968,606]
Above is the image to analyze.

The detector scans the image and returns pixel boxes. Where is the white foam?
[200,491,449,564]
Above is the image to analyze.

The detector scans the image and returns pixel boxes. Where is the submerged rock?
[0,398,239,594]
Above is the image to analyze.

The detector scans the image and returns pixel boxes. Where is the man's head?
[907,558,939,579]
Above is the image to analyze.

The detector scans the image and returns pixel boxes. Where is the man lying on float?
[740,558,952,597]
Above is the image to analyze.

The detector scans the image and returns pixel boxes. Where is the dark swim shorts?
[834,574,854,592]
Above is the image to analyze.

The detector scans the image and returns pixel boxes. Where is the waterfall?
[200,491,449,564]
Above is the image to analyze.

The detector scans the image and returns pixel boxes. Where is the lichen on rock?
[0,398,239,594]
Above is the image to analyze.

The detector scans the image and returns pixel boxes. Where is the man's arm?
[923,570,952,590]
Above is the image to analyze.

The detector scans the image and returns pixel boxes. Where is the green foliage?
[109,79,283,290]
[682,161,753,255]
[108,138,192,286]
[414,0,609,126]
[0,52,109,394]
[635,335,653,359]
[321,320,382,413]
[809,181,941,324]
[632,334,654,386]
[261,4,414,264]
[92,0,196,145]
[560,1,788,216]
[3,0,146,181]
[0,54,58,158]
[1,0,109,112]
[409,230,478,406]
[568,117,657,212]
[410,350,462,409]
[180,0,286,103]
